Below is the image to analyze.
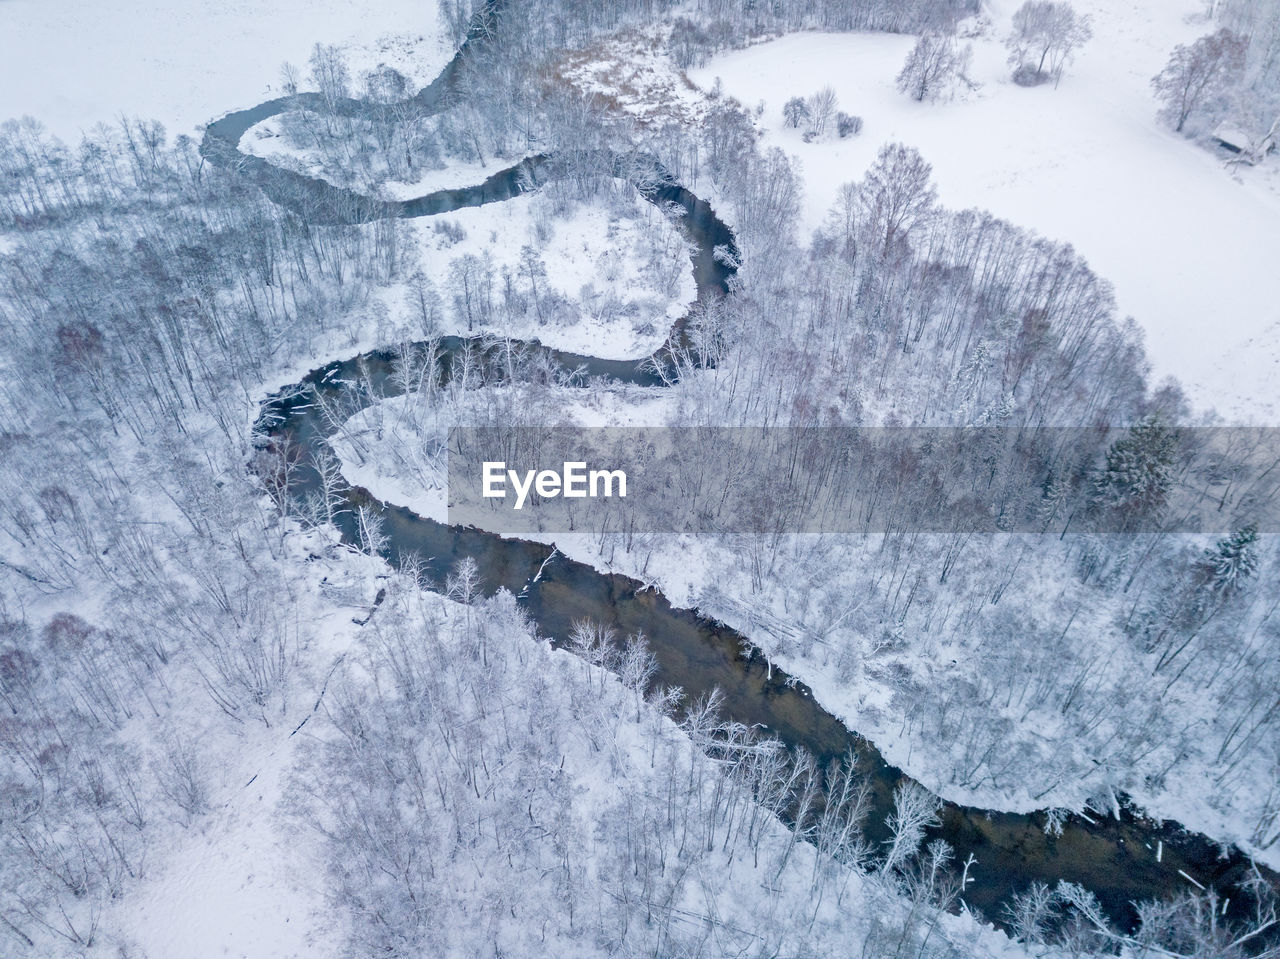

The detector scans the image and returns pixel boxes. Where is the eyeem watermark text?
[482,461,627,510]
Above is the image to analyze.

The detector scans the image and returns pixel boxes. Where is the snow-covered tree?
[805,85,839,138]
[1091,417,1178,528]
[1006,1,1093,86]
[308,43,351,115]
[1219,0,1280,87]
[880,780,941,877]
[852,142,939,258]
[896,32,971,102]
[1205,0,1280,163]
[836,111,863,137]
[1202,523,1259,594]
[782,95,810,128]
[1004,881,1056,945]
[1152,29,1247,132]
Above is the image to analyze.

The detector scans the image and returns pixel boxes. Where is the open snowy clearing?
[384,183,697,360]
[0,0,451,142]
[689,0,1280,423]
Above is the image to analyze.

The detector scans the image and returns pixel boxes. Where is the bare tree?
[1152,29,1248,132]
[1006,1,1094,86]
[782,96,810,128]
[1004,880,1056,945]
[618,632,658,723]
[805,86,839,139]
[308,43,351,130]
[897,33,972,102]
[880,780,942,877]
[354,503,388,557]
[853,143,939,258]
[836,112,863,137]
[153,734,210,827]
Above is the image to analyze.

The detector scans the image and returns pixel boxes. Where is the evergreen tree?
[1203,523,1259,594]
[1091,417,1178,529]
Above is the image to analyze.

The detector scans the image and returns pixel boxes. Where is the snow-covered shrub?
[837,112,864,137]
[1012,63,1052,86]
[433,219,467,245]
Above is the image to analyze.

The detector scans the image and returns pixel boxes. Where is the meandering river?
[202,3,1278,941]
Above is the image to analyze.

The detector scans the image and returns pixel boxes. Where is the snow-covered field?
[0,0,451,141]
[689,0,1280,423]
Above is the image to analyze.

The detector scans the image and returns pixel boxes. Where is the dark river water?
[205,1,1279,943]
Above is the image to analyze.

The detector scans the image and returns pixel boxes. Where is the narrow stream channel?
[207,2,1280,943]
[258,333,1276,940]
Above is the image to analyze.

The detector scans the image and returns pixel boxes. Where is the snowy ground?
[243,116,538,198]
[333,384,678,522]
[382,183,697,359]
[0,0,451,142]
[102,531,373,959]
[688,0,1280,424]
